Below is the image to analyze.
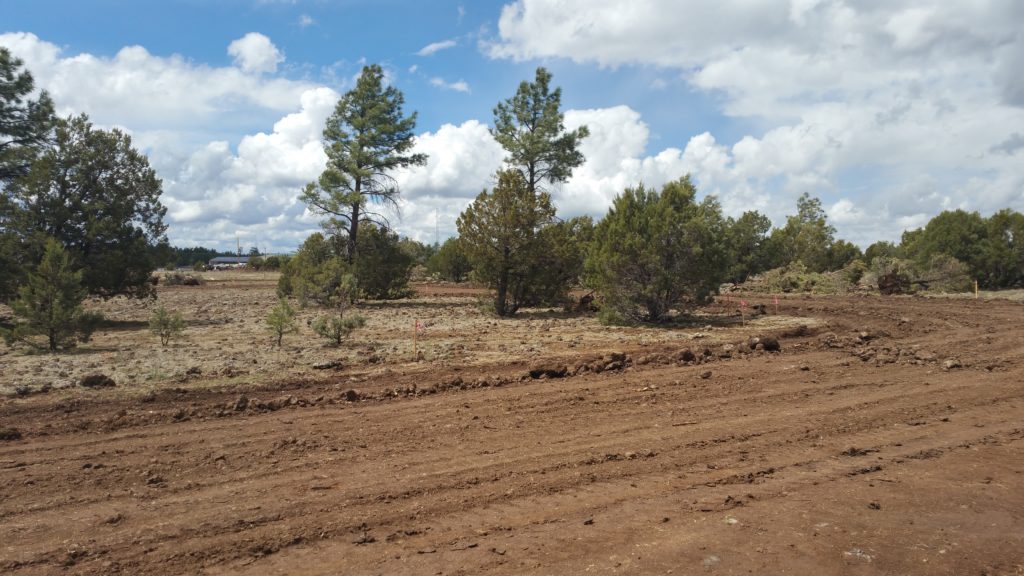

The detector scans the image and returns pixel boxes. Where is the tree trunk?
[495,269,508,316]
[348,202,360,264]
[495,247,510,316]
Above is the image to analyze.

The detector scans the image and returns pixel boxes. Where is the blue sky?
[3,1,1023,252]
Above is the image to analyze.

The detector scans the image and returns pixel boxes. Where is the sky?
[3,0,1023,253]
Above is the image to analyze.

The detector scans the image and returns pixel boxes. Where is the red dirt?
[2,295,1023,575]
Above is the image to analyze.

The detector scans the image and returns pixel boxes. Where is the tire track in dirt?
[1,296,1023,574]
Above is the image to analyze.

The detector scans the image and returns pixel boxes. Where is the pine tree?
[491,67,589,194]
[2,238,102,351]
[266,298,298,347]
[1,47,57,301]
[301,64,426,263]
[457,170,555,316]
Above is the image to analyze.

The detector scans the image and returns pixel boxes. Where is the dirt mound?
[79,373,116,388]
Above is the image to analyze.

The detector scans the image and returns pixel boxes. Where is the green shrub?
[1,238,104,351]
[585,176,728,323]
[149,305,185,346]
[265,298,298,347]
[312,313,366,345]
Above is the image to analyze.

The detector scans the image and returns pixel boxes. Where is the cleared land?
[1,274,1023,575]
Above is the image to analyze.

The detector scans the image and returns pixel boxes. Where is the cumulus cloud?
[0,32,312,134]
[488,0,1024,245]
[228,32,285,74]
[162,87,338,247]
[298,14,315,28]
[417,39,457,56]
[429,77,470,93]
[0,32,334,251]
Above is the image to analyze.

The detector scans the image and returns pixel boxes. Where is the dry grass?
[1,271,813,396]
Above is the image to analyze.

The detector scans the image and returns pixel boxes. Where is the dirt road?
[2,295,1023,575]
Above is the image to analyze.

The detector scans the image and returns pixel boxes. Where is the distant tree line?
[282,62,1024,326]
[6,45,1023,351]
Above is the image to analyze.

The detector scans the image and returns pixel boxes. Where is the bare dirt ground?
[2,276,1023,575]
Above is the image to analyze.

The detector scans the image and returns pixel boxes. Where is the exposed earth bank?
[1,293,1023,575]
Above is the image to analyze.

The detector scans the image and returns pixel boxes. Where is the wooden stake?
[413,318,418,359]
[975,280,979,299]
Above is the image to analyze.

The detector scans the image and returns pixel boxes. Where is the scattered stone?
[758,336,781,352]
[103,513,124,525]
[840,447,877,457]
[943,358,962,370]
[702,554,721,568]
[312,360,343,370]
[0,427,22,441]
[699,370,712,380]
[868,501,881,510]
[353,531,376,545]
[79,373,116,389]
[529,363,568,379]
[843,548,873,562]
[583,518,594,525]
[185,366,202,376]
[344,389,360,402]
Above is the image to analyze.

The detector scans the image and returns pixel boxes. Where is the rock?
[0,427,22,441]
[528,360,569,379]
[232,395,249,411]
[185,366,202,376]
[702,555,721,568]
[943,358,962,370]
[699,370,712,379]
[79,373,115,389]
[676,348,696,363]
[914,350,937,362]
[344,389,360,402]
[312,360,343,370]
[759,336,781,352]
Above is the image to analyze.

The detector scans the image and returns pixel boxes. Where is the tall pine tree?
[301,64,426,263]
[491,67,589,194]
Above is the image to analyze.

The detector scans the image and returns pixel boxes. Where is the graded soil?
[1,284,1023,575]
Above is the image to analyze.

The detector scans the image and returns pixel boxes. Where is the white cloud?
[429,77,470,93]
[228,32,285,74]
[0,32,312,134]
[0,32,337,251]
[298,14,315,28]
[417,39,457,57]
[162,87,338,247]
[488,0,1024,245]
